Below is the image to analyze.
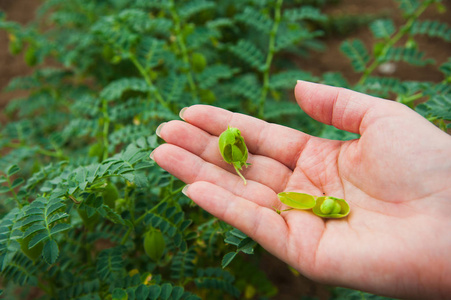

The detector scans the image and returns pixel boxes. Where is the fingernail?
[156,122,166,138]
[182,184,190,197]
[297,79,316,84]
[179,107,188,121]
[149,150,155,161]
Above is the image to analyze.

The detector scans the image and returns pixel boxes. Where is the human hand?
[151,81,451,299]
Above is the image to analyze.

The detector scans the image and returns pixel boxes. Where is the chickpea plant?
[0,0,449,299]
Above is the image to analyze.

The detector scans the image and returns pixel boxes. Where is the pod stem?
[234,166,247,185]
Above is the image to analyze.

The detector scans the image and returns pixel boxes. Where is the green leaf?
[179,0,215,20]
[11,178,24,189]
[100,78,150,101]
[396,0,421,16]
[276,27,323,52]
[161,73,186,103]
[222,252,237,268]
[171,286,184,300]
[235,7,273,33]
[277,192,316,210]
[229,40,265,71]
[171,248,196,280]
[322,72,350,88]
[136,37,168,69]
[49,223,71,235]
[135,285,150,299]
[224,234,240,246]
[112,288,128,300]
[160,283,172,300]
[29,232,47,249]
[416,94,451,121]
[0,209,22,271]
[283,6,327,22]
[378,46,434,66]
[269,70,317,90]
[411,20,451,41]
[96,247,124,281]
[148,285,162,300]
[237,237,257,254]
[229,228,247,239]
[0,186,9,194]
[20,214,44,227]
[226,74,260,100]
[439,58,451,78]
[45,201,65,218]
[42,239,59,264]
[23,223,46,238]
[340,39,370,72]
[370,19,395,39]
[197,65,237,89]
[7,165,20,177]
[194,268,240,297]
[47,212,69,225]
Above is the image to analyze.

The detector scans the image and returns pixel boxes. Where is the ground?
[0,0,449,299]
[0,0,42,123]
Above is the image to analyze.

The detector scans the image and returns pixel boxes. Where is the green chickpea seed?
[312,196,350,219]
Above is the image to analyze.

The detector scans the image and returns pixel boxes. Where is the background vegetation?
[0,0,449,299]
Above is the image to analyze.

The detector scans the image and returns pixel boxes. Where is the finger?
[180,105,311,170]
[294,80,396,134]
[184,181,290,258]
[157,120,292,192]
[151,144,281,209]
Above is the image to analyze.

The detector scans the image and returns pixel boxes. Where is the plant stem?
[397,92,423,105]
[101,99,110,161]
[120,221,134,245]
[37,280,53,296]
[129,54,169,109]
[258,0,283,119]
[6,176,22,208]
[5,142,68,160]
[234,166,247,185]
[168,0,199,102]
[358,1,430,86]
[134,185,186,225]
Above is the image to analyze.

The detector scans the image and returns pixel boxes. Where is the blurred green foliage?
[0,0,449,298]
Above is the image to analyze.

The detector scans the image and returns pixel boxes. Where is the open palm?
[152,81,451,299]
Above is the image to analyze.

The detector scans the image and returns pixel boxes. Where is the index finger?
[180,105,311,170]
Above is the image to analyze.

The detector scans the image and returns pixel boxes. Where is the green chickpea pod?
[219,127,251,185]
[276,192,350,219]
[143,229,165,262]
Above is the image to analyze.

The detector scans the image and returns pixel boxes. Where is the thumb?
[294,80,396,134]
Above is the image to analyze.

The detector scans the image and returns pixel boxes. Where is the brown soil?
[297,0,451,85]
[0,0,42,123]
[0,1,449,299]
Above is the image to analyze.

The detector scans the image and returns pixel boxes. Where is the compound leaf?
[370,19,395,39]
[229,40,265,71]
[340,39,370,72]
